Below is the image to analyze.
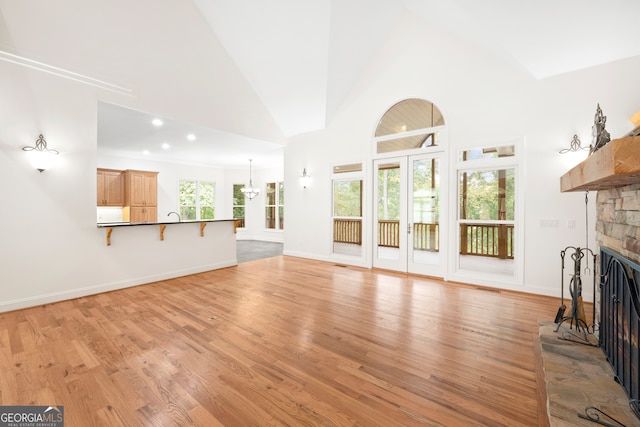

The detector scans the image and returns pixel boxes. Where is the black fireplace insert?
[599,247,640,419]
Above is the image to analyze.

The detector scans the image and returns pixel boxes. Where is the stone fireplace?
[560,135,640,423]
[595,183,640,420]
[596,183,640,264]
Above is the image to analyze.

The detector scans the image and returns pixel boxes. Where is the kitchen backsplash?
[97,207,124,223]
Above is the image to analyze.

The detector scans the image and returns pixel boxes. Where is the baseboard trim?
[0,260,237,313]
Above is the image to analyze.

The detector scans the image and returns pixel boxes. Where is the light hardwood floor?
[0,256,560,426]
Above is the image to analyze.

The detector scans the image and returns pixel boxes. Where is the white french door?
[373,153,446,277]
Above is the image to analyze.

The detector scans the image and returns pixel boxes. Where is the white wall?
[282,13,640,300]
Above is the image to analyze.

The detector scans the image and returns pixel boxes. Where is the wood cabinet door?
[103,171,124,206]
[145,206,157,223]
[143,173,157,206]
[97,170,106,205]
[126,171,157,206]
[129,172,147,206]
[129,206,157,223]
[97,169,124,206]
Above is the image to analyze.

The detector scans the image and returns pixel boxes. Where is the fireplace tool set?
[554,246,598,346]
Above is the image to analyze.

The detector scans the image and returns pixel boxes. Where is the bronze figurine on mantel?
[589,103,611,155]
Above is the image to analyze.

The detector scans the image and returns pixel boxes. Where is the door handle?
[407,223,412,234]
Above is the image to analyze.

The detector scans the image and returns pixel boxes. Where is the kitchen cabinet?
[128,206,157,223]
[97,169,124,206]
[122,170,158,223]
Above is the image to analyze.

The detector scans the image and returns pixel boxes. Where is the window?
[265,181,284,229]
[332,162,363,256]
[179,180,215,220]
[459,145,515,162]
[456,143,519,281]
[375,98,444,137]
[232,184,245,228]
[374,98,445,154]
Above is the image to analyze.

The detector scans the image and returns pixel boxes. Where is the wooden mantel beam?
[560,136,640,192]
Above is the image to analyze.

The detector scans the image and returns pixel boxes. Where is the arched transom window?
[374,98,445,154]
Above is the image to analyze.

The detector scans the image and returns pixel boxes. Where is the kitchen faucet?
[167,211,181,222]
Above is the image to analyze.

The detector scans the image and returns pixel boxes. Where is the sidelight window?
[332,163,363,256]
[265,181,284,230]
[232,184,246,228]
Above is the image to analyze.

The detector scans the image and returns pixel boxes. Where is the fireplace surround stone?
[597,183,640,265]
[538,321,638,426]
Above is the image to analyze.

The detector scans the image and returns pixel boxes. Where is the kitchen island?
[95,219,238,293]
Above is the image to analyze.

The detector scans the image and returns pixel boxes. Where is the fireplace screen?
[599,247,640,419]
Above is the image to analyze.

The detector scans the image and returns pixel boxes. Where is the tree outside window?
[377,166,401,221]
[233,184,245,228]
[334,180,362,217]
[333,179,363,247]
[179,180,215,220]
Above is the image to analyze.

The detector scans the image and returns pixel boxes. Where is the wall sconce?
[300,168,311,188]
[22,134,59,172]
[559,134,588,154]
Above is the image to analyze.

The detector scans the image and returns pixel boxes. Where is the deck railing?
[378,220,439,251]
[413,222,439,251]
[333,218,362,245]
[371,220,513,258]
[333,220,513,258]
[459,223,514,259]
[378,220,400,248]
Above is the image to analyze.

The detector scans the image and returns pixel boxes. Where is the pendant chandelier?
[241,159,260,200]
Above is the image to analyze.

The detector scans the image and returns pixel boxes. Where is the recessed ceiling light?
[187,133,196,141]
[162,143,170,150]
[143,150,150,155]
[152,118,163,127]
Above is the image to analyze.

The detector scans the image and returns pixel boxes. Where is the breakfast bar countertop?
[96,219,237,227]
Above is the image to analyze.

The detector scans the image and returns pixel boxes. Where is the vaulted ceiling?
[2,0,639,166]
[193,0,640,138]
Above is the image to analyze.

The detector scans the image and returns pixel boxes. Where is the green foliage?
[278,182,284,204]
[233,184,245,206]
[334,180,362,217]
[179,180,197,205]
[412,159,439,224]
[233,207,245,219]
[180,206,196,220]
[460,168,514,220]
[200,206,215,220]
[179,180,215,220]
[378,168,400,220]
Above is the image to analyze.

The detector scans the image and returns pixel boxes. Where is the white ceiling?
[4,0,640,168]
[97,102,284,169]
[403,0,640,79]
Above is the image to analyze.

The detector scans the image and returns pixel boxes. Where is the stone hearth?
[538,320,639,426]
